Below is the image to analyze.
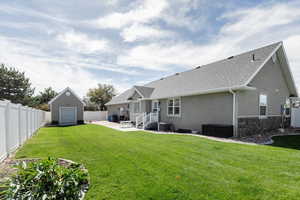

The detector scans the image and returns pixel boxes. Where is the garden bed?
[0,158,89,200]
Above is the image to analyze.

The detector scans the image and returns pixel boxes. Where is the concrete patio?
[91,121,140,132]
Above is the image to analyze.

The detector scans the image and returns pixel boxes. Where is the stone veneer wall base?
[237,116,290,137]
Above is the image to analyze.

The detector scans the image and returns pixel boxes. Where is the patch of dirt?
[0,154,17,185]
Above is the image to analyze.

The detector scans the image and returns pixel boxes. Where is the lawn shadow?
[44,123,87,128]
[270,135,300,150]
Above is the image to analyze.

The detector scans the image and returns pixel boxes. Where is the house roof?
[106,42,298,105]
[48,87,85,105]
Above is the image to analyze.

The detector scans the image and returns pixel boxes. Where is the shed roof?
[48,87,85,105]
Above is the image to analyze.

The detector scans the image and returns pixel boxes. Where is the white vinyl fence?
[84,111,107,121]
[45,111,108,123]
[0,100,46,162]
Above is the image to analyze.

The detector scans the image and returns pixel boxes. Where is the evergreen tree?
[0,64,35,105]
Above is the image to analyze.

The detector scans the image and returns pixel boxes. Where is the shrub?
[5,158,88,200]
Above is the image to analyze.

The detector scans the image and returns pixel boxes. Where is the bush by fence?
[0,100,46,162]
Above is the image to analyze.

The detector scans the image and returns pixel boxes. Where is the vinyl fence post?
[25,106,28,140]
[31,108,34,136]
[5,100,11,154]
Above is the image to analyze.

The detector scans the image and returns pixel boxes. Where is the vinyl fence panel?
[8,103,20,153]
[20,107,28,144]
[0,100,46,162]
[84,111,108,121]
[45,112,51,123]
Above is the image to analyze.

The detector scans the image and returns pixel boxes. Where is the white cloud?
[93,0,168,29]
[0,4,69,24]
[121,23,174,42]
[56,31,109,53]
[117,42,228,70]
[161,0,208,30]
[0,36,130,96]
[284,35,300,90]
[118,2,300,75]
[220,3,300,44]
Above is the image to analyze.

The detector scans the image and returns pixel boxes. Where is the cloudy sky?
[1,0,300,97]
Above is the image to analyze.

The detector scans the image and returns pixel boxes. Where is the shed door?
[59,107,77,125]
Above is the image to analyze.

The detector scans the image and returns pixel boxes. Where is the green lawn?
[271,135,300,150]
[16,124,300,200]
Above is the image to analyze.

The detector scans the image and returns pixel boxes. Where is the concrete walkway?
[91,121,256,145]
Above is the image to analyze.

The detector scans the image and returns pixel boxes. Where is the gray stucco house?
[106,42,298,137]
[49,87,85,125]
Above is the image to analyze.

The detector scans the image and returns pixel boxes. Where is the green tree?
[38,87,58,104]
[0,64,35,105]
[87,84,116,111]
[83,97,99,111]
[28,87,58,111]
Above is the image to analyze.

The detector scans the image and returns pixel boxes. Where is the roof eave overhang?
[106,85,256,105]
[280,44,299,97]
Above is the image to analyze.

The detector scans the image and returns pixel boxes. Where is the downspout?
[229,88,237,137]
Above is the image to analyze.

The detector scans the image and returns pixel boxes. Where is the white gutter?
[229,88,238,137]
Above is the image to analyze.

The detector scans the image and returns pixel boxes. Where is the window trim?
[152,100,159,113]
[284,98,291,117]
[132,100,141,113]
[167,97,181,117]
[259,93,268,118]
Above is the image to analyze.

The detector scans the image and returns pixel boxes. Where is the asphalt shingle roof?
[106,42,281,105]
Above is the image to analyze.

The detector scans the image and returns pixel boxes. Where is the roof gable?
[48,87,85,105]
[128,90,143,100]
[133,86,154,98]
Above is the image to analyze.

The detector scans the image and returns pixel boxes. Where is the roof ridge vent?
[251,53,256,62]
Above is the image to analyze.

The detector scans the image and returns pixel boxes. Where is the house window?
[152,100,159,113]
[167,97,181,116]
[259,94,267,117]
[133,101,140,113]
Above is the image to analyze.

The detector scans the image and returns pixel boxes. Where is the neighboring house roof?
[48,87,85,105]
[106,42,298,105]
